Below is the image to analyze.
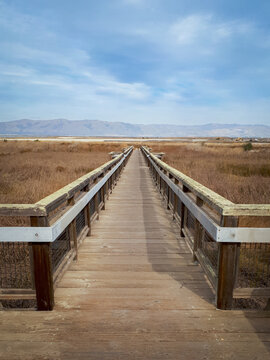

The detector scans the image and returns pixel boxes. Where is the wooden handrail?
[142,146,270,217]
[0,147,133,217]
[141,145,270,310]
[0,146,133,310]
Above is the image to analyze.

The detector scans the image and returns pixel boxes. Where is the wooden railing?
[0,146,133,310]
[141,146,270,310]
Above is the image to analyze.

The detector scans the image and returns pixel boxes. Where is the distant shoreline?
[1,136,270,143]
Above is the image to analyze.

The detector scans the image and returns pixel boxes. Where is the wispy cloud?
[0,0,270,125]
[170,14,251,45]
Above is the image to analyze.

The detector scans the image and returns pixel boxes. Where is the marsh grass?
[0,141,126,204]
[218,163,270,178]
[148,142,270,204]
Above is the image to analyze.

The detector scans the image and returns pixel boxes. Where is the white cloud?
[0,42,90,70]
[162,91,186,102]
[170,14,212,45]
[96,81,150,100]
[1,0,269,126]
[0,64,34,78]
[170,14,252,46]
[0,47,152,102]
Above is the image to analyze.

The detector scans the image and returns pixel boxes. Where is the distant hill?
[0,119,270,137]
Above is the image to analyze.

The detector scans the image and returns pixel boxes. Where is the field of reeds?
[147,141,270,204]
[1,139,269,205]
[0,140,129,300]
[0,140,126,204]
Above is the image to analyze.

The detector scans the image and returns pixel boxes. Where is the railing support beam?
[216,216,239,310]
[30,216,54,311]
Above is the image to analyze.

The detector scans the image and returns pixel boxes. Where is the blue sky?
[0,0,270,125]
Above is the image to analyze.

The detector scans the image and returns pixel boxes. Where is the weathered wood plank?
[60,270,207,281]
[58,278,212,289]
[0,204,47,216]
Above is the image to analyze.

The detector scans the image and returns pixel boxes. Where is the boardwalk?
[0,150,269,359]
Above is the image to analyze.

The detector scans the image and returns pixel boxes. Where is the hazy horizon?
[1,118,270,138]
[1,118,270,127]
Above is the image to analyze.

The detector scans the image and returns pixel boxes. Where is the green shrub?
[243,142,253,151]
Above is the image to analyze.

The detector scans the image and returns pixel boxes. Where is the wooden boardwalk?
[0,150,269,359]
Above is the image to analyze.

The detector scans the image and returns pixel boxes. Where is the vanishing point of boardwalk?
[0,150,269,359]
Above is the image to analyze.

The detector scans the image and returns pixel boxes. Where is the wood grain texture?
[0,149,269,359]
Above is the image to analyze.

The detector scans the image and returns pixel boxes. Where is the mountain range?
[0,119,270,137]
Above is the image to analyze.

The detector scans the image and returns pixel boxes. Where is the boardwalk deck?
[0,150,270,359]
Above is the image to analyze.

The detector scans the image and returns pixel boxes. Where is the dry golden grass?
[1,139,269,205]
[0,140,126,204]
[147,142,270,204]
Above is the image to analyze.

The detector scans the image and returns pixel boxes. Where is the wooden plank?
[1,309,269,330]
[1,331,270,347]
[74,254,194,264]
[58,278,212,290]
[55,296,215,310]
[61,270,207,281]
[79,245,190,254]
[83,237,182,243]
[69,263,203,272]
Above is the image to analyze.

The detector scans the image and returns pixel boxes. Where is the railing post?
[216,216,239,310]
[101,185,105,210]
[123,153,127,166]
[109,175,112,194]
[101,172,106,210]
[83,184,91,236]
[94,193,99,220]
[105,179,109,200]
[112,172,115,190]
[30,216,54,311]
[68,196,78,260]
[154,167,157,185]
[173,179,179,220]
[167,174,172,209]
[180,185,189,237]
[193,196,204,261]
[162,171,167,200]
[86,202,91,236]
